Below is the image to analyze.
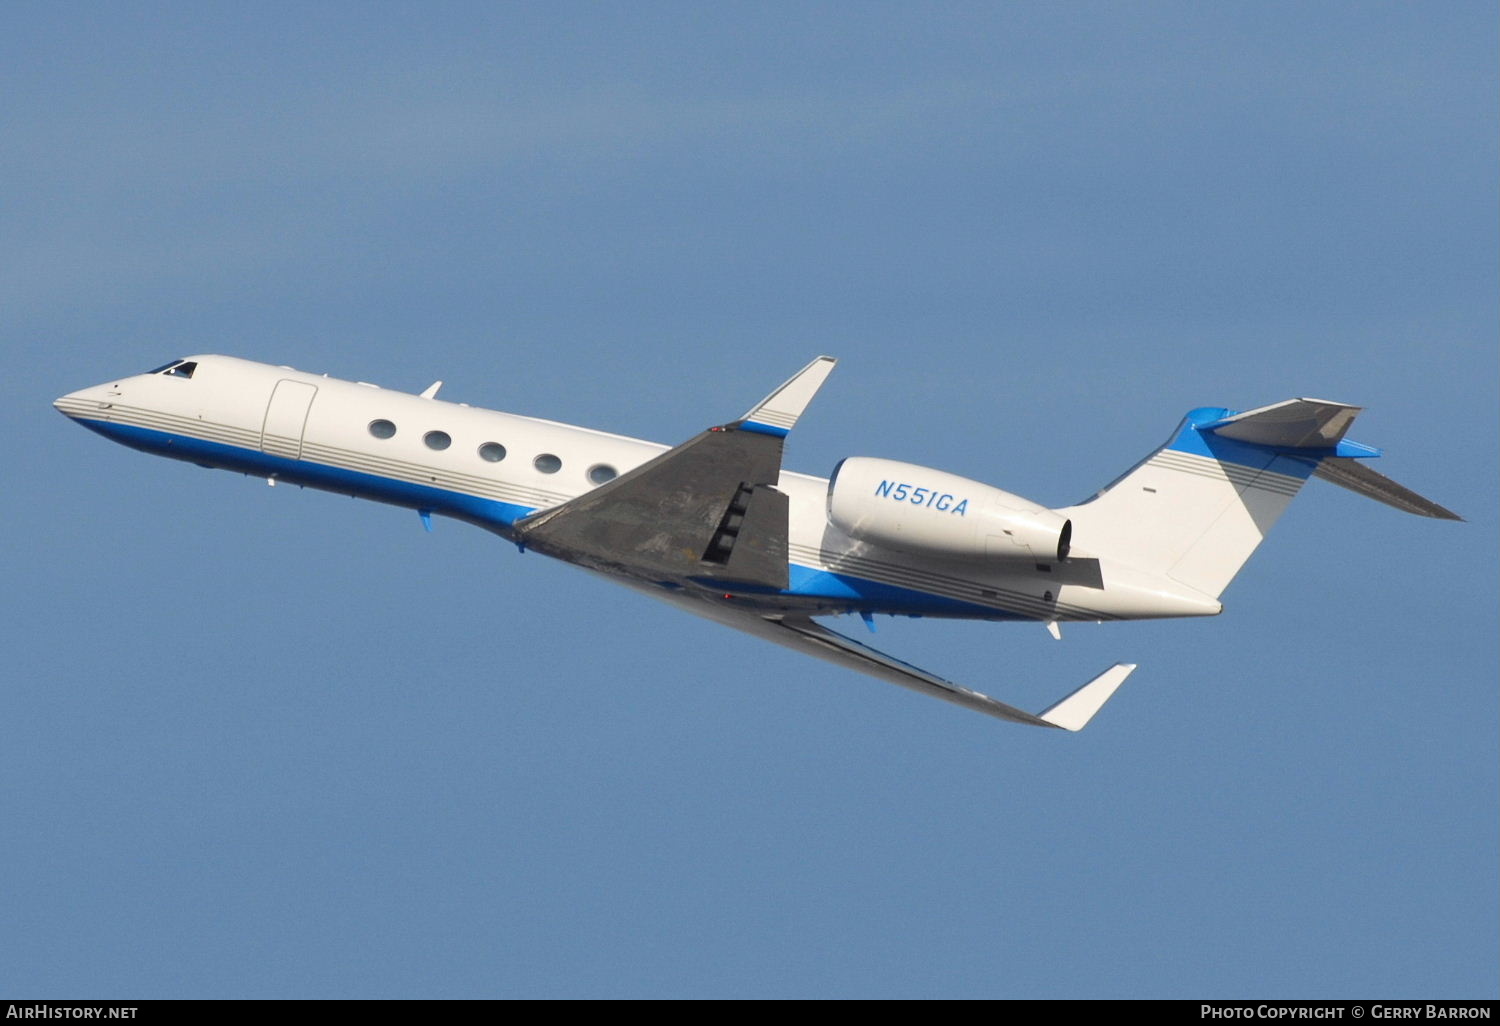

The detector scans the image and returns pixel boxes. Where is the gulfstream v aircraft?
[55,356,1460,730]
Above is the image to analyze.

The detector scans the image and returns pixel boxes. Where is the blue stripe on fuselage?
[72,418,536,532]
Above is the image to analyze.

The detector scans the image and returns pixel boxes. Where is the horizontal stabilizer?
[1200,397,1363,450]
[1200,397,1461,520]
[738,356,837,436]
[1313,457,1463,520]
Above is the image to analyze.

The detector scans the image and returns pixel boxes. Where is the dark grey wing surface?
[517,425,791,588]
[515,356,837,590]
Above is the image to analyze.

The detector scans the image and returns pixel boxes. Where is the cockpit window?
[149,360,198,379]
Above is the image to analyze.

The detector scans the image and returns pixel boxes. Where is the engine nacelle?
[827,457,1072,563]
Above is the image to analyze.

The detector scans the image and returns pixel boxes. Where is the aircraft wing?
[628,583,1132,729]
[516,357,836,590]
[761,616,1134,730]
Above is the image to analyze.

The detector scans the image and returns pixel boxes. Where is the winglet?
[1038,663,1136,731]
[738,356,837,436]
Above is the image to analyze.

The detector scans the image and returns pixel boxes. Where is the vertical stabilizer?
[1057,399,1455,600]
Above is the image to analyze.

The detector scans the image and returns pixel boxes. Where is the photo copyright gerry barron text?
[1202,1008,1491,1020]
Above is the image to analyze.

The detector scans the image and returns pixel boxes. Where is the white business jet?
[55,356,1459,730]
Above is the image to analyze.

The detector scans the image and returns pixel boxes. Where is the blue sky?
[4,2,1495,998]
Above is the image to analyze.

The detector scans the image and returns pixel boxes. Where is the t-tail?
[1057,398,1461,601]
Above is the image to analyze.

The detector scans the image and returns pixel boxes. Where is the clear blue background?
[3,1,1495,999]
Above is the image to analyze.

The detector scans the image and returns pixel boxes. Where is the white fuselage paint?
[55,355,1222,623]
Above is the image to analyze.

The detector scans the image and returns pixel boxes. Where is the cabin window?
[478,442,506,462]
[368,419,397,439]
[534,454,562,474]
[588,464,618,485]
[424,430,452,451]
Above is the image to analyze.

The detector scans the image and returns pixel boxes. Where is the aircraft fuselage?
[54,355,1219,625]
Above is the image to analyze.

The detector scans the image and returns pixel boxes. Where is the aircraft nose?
[54,384,114,420]
[55,389,88,419]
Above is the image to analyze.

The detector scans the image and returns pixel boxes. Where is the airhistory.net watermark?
[6,1008,137,1020]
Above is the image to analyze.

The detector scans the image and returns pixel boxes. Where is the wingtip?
[1038,663,1136,731]
[739,355,839,431]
